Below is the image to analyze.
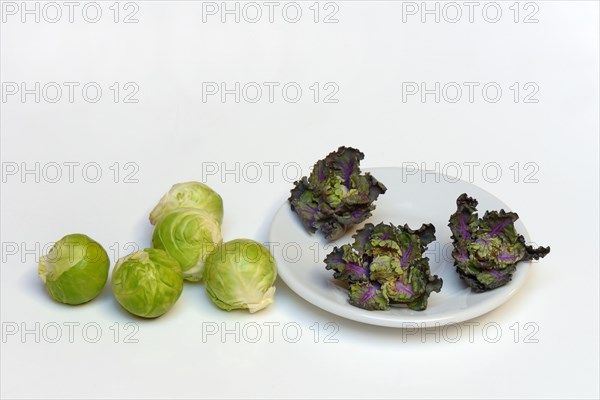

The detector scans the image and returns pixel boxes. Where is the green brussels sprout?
[203,239,277,313]
[149,181,224,226]
[38,233,110,305]
[152,208,222,281]
[111,248,183,318]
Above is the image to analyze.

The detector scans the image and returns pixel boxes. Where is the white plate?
[269,167,534,328]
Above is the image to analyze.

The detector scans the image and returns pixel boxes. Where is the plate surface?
[268,167,533,327]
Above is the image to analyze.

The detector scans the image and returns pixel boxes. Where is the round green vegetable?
[112,248,183,318]
[152,208,222,282]
[203,239,277,313]
[38,233,110,305]
[149,181,224,226]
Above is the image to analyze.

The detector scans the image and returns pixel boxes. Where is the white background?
[1,1,599,399]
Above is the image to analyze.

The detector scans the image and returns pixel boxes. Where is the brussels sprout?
[112,248,183,318]
[203,239,277,313]
[38,234,110,305]
[152,208,222,281]
[150,181,224,226]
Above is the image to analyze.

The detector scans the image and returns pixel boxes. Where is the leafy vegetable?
[203,239,277,313]
[38,234,110,305]
[150,181,224,226]
[448,193,550,292]
[289,147,387,241]
[152,208,222,281]
[112,248,184,318]
[325,222,442,311]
